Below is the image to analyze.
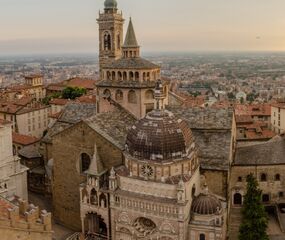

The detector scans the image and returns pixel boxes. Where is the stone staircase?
[229,207,242,240]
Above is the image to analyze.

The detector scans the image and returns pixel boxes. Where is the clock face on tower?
[141,165,154,178]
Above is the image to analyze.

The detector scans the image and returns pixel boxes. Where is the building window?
[275,174,281,181]
[279,192,284,198]
[260,173,267,182]
[80,153,91,174]
[145,90,154,100]
[233,193,242,205]
[199,234,206,240]
[128,90,137,104]
[115,90,123,101]
[103,32,111,50]
[103,89,111,98]
[238,176,242,182]
[262,194,270,203]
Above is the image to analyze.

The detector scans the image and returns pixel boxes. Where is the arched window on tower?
[145,90,154,100]
[115,90,123,101]
[128,90,137,104]
[135,72,140,81]
[129,72,134,81]
[80,153,91,174]
[123,71,127,81]
[104,32,111,51]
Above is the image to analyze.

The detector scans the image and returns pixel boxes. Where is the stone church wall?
[52,121,123,230]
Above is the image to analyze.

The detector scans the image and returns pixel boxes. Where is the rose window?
[133,217,156,237]
[141,165,154,178]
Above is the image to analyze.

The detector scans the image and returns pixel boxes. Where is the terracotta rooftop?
[76,95,96,104]
[49,98,70,106]
[66,77,96,90]
[235,115,253,124]
[12,133,40,146]
[245,129,276,140]
[235,104,271,116]
[272,102,285,109]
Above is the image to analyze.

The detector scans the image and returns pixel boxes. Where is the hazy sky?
[1,0,285,55]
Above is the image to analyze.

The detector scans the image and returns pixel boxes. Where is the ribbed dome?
[191,193,222,215]
[126,109,194,162]
[104,0,117,9]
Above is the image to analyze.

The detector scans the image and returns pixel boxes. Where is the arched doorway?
[233,193,242,205]
[84,213,107,239]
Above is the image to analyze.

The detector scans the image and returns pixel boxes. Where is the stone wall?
[52,121,123,230]
[201,169,228,198]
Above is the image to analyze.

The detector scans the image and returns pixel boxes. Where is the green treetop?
[239,173,269,240]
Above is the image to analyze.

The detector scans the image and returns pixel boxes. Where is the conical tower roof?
[86,143,104,176]
[123,18,139,47]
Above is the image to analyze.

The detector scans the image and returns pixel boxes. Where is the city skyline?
[1,0,285,55]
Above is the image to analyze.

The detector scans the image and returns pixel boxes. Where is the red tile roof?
[272,102,285,109]
[76,95,96,104]
[235,104,271,116]
[12,133,40,146]
[66,77,96,90]
[49,98,69,106]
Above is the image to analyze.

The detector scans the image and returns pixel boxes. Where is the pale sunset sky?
[0,0,285,55]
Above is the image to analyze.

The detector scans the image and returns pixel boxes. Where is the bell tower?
[97,0,124,75]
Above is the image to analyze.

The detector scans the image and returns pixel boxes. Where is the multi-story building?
[2,75,46,102]
[229,137,285,239]
[0,119,28,200]
[79,82,226,240]
[271,101,285,134]
[0,102,50,138]
[50,0,235,234]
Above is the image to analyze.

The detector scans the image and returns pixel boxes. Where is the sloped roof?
[42,102,97,143]
[102,57,159,70]
[85,107,136,150]
[235,139,285,165]
[12,133,40,146]
[168,106,234,171]
[123,18,139,47]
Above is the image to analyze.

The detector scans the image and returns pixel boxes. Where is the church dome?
[104,0,118,9]
[126,109,194,162]
[191,193,222,215]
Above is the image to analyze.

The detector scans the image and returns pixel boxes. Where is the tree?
[239,174,269,240]
[62,87,87,100]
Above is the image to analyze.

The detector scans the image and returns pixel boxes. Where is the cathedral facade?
[78,1,226,239]
[50,0,233,238]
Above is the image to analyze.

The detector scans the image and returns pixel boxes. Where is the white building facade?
[0,119,28,200]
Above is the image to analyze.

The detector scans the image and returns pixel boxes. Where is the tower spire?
[123,18,139,47]
[122,18,140,58]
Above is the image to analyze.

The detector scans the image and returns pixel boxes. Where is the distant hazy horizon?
[1,0,285,55]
